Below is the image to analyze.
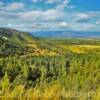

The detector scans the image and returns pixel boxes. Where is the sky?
[0,0,100,32]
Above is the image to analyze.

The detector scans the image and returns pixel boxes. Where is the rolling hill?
[0,28,58,56]
[0,28,38,56]
[1,28,100,57]
[0,28,100,100]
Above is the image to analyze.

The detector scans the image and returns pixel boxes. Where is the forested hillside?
[0,28,100,100]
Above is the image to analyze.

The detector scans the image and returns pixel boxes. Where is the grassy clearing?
[61,45,100,53]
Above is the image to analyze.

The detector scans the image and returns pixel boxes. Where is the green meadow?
[0,28,100,100]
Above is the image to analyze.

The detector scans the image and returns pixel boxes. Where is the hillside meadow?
[0,28,100,100]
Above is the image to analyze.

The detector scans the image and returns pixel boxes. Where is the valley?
[0,28,100,100]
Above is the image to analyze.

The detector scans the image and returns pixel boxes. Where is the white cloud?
[75,12,100,21]
[63,0,69,5]
[18,8,64,21]
[96,21,100,25]
[54,0,70,10]
[45,0,59,4]
[46,0,69,5]
[60,22,67,27]
[0,1,100,31]
[7,24,12,27]
[44,9,64,20]
[4,2,24,11]
[82,24,96,30]
[76,13,90,20]
[19,10,42,20]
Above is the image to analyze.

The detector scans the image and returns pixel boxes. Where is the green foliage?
[0,53,99,99]
[0,28,100,99]
[1,72,10,90]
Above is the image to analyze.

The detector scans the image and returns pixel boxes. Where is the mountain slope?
[1,28,100,57]
[0,28,38,56]
[0,28,37,44]
[0,28,58,56]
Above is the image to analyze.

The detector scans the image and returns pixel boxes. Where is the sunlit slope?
[0,28,57,56]
[0,28,38,56]
[61,45,100,53]
[48,38,100,54]
[1,28,100,56]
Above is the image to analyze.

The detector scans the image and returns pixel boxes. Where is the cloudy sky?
[0,0,100,31]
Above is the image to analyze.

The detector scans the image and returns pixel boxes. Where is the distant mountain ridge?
[31,30,100,38]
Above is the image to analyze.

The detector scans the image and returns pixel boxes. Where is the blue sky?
[0,0,100,31]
